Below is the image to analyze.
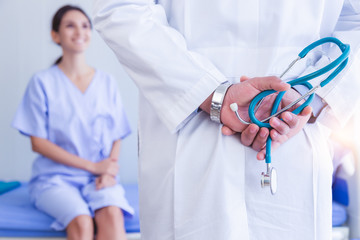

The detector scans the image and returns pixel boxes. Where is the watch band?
[210,82,232,123]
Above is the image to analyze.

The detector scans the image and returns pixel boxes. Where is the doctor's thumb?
[240,75,250,82]
[251,76,290,92]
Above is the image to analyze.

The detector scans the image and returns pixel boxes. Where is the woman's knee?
[95,206,123,225]
[67,215,94,239]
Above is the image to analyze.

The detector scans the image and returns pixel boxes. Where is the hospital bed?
[0,182,140,240]
[0,179,357,240]
[1,137,360,240]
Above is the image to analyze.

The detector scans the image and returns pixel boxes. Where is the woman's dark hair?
[52,5,92,65]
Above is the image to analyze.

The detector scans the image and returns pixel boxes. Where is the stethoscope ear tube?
[298,37,348,58]
[320,57,348,87]
[292,38,350,88]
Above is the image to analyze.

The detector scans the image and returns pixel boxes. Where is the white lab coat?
[93,1,360,239]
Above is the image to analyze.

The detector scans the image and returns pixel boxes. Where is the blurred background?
[0,0,139,184]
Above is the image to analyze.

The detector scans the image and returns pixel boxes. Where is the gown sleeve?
[92,0,227,133]
[12,75,48,139]
[301,0,360,127]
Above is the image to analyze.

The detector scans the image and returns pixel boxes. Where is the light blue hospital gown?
[12,65,134,230]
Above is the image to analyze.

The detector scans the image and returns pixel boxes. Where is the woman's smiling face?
[52,10,92,54]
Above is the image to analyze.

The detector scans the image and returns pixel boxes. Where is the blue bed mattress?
[332,177,349,227]
[0,179,348,237]
[0,182,140,237]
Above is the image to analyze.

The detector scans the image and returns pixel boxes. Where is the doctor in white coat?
[93,1,360,239]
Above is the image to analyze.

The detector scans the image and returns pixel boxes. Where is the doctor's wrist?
[210,81,232,123]
[200,82,232,124]
[199,93,213,114]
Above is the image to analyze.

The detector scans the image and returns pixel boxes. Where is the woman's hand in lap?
[92,157,119,176]
[95,174,117,190]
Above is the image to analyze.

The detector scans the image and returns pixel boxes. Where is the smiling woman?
[50,6,94,96]
[0,0,138,184]
[10,5,134,240]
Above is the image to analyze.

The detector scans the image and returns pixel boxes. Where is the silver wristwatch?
[210,81,232,123]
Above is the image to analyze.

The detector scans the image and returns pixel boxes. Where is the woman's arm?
[109,139,121,160]
[30,136,118,176]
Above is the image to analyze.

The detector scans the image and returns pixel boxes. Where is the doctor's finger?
[256,141,281,160]
[299,106,312,117]
[240,124,259,146]
[251,127,269,151]
[280,106,312,128]
[269,117,290,135]
[269,130,289,144]
[257,148,266,160]
[221,125,236,136]
[250,76,290,92]
[280,111,299,129]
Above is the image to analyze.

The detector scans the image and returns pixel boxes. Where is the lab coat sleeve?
[92,0,227,132]
[308,0,360,128]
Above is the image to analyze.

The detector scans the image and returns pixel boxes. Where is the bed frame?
[0,233,141,240]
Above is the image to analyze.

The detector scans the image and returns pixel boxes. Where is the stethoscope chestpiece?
[261,167,277,195]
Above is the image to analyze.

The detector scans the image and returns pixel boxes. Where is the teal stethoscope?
[230,37,350,195]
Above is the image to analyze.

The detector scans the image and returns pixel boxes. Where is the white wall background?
[0,0,139,184]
